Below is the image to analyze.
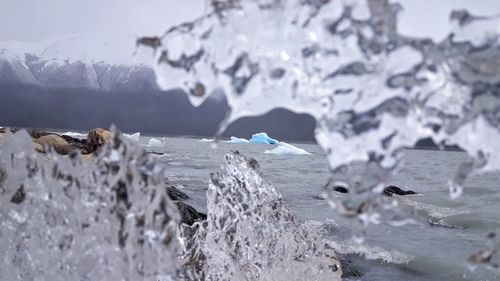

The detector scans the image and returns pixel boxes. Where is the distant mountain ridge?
[0,33,158,91]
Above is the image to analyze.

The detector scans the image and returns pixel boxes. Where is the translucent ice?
[0,130,180,281]
[179,152,341,281]
[249,132,279,144]
[146,0,500,232]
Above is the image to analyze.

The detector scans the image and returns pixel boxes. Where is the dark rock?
[10,184,26,204]
[383,185,417,196]
[60,134,91,153]
[167,185,190,201]
[340,258,363,278]
[334,185,349,193]
[0,167,6,191]
[329,182,417,197]
[176,201,207,225]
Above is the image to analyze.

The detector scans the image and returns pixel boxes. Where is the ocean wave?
[327,240,413,264]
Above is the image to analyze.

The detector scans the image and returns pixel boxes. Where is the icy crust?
[147,0,500,230]
[179,152,341,281]
[0,130,180,281]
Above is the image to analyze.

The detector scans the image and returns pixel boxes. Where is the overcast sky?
[0,0,204,42]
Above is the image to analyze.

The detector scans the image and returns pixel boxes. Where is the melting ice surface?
[146,0,500,270]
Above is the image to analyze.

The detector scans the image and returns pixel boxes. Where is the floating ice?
[123,132,140,142]
[249,132,279,144]
[62,131,86,138]
[147,137,164,147]
[198,138,214,142]
[265,142,311,155]
[228,136,249,143]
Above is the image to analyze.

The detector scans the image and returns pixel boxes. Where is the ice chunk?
[265,142,311,155]
[180,152,341,280]
[62,131,85,138]
[228,136,249,143]
[0,130,180,280]
[123,132,140,142]
[249,132,279,144]
[147,137,164,147]
[198,138,214,143]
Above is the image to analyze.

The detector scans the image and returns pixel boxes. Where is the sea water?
[150,136,500,281]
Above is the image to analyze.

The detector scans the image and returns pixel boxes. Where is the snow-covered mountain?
[0,33,158,91]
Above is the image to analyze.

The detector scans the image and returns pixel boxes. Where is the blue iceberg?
[264,142,311,155]
[229,136,250,143]
[249,132,279,144]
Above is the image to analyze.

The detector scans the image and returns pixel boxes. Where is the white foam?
[328,240,413,264]
[403,199,469,220]
[198,138,214,143]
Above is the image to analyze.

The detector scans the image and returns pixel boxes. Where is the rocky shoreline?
[0,127,207,227]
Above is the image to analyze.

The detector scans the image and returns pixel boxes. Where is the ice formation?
[147,137,164,147]
[179,152,341,280]
[144,0,500,267]
[249,132,280,144]
[147,0,500,227]
[265,142,311,155]
[228,136,249,143]
[198,138,214,142]
[0,131,343,280]
[0,130,180,280]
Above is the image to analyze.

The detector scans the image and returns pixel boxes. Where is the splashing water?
[1,131,339,280]
[0,130,181,280]
[179,151,341,280]
[145,0,500,240]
